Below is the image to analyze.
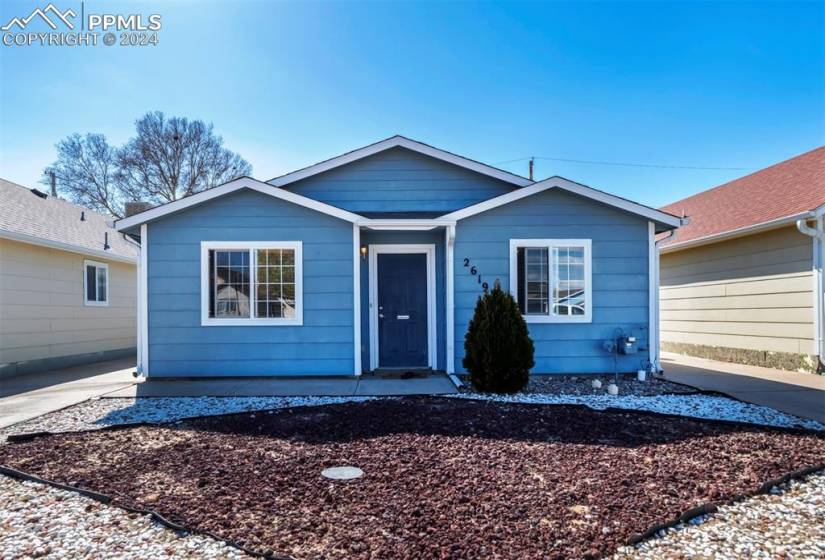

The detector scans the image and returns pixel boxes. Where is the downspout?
[796,206,825,370]
[651,226,680,373]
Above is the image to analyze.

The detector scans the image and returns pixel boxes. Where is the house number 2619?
[463,258,489,292]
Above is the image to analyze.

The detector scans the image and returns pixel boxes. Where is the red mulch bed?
[1,398,823,559]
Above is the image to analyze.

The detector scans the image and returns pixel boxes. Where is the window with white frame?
[84,260,109,306]
[201,242,303,325]
[509,239,592,323]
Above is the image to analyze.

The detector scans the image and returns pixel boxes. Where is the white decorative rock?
[591,379,602,389]
[607,383,619,396]
[637,369,647,381]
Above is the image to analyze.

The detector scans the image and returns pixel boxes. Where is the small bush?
[462,280,534,393]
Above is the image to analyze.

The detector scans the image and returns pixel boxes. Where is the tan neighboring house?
[0,178,139,377]
[659,146,825,373]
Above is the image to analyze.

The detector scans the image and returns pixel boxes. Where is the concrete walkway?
[105,374,458,398]
[0,358,137,428]
[661,352,825,423]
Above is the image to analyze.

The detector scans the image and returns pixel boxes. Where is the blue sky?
[1,0,822,208]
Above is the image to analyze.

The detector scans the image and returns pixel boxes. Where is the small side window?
[84,260,109,306]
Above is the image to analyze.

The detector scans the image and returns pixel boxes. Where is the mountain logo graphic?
[2,3,76,31]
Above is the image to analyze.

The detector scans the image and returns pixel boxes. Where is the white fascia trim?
[359,219,456,231]
[269,136,533,188]
[0,229,137,264]
[661,211,813,254]
[441,177,683,229]
[116,177,363,231]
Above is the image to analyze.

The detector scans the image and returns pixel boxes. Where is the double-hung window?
[201,241,303,326]
[509,239,592,323]
[84,260,109,306]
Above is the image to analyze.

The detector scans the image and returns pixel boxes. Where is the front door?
[377,253,428,368]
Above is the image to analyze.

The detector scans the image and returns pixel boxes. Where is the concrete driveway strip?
[105,374,458,398]
[0,358,136,429]
[661,354,825,424]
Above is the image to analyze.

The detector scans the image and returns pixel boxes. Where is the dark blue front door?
[377,253,428,368]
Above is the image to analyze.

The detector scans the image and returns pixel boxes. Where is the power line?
[494,156,751,171]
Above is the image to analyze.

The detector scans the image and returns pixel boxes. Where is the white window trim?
[508,239,592,324]
[84,259,109,307]
[200,241,303,326]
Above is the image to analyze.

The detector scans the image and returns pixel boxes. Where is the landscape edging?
[0,464,293,560]
[626,463,825,545]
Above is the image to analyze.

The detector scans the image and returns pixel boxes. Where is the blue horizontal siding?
[280,147,517,213]
[146,189,355,377]
[453,188,651,375]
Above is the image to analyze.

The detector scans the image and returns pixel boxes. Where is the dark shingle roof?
[0,178,138,261]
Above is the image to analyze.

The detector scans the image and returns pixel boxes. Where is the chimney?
[49,171,57,197]
[528,157,534,181]
[125,201,153,217]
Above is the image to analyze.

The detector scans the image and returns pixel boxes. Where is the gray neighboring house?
[0,178,138,377]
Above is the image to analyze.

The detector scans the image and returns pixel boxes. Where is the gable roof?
[440,175,683,231]
[117,140,683,234]
[116,176,364,232]
[661,146,825,251]
[268,135,533,188]
[0,178,138,263]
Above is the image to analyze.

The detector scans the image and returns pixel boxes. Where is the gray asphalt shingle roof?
[0,178,138,261]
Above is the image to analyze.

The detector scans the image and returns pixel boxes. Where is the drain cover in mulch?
[321,466,363,480]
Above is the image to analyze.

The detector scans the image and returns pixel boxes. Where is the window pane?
[282,283,296,318]
[211,250,250,318]
[252,249,298,319]
[522,247,549,315]
[553,246,586,317]
[86,265,96,301]
[97,267,107,302]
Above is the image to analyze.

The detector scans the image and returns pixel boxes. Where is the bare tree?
[43,112,252,217]
[43,133,124,217]
[118,112,252,203]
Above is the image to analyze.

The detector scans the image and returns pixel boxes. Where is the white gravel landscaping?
[447,392,825,431]
[0,476,254,559]
[615,470,825,560]
[1,395,376,440]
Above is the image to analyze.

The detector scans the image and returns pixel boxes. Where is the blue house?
[117,136,682,379]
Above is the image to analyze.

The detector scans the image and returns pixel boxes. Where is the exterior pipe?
[797,210,825,369]
[651,227,678,373]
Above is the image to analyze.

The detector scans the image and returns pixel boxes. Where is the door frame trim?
[368,244,437,371]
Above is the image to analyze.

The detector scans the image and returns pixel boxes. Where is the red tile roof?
[661,146,825,248]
